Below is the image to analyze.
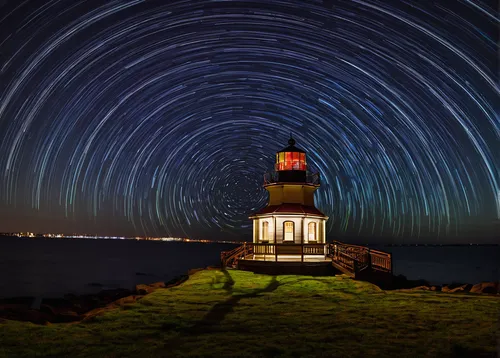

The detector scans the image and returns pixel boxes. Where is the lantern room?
[275,137,306,171]
[275,137,307,183]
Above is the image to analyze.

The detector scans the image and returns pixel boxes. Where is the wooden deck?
[221,241,392,278]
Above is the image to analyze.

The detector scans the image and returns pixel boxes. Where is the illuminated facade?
[249,137,328,261]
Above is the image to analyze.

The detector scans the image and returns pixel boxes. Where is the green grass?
[1,269,499,357]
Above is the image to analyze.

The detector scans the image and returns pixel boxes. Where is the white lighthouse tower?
[249,136,328,261]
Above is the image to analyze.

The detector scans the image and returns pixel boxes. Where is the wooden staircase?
[327,240,392,277]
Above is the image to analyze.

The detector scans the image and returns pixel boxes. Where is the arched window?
[283,221,294,242]
[308,222,317,242]
[262,221,269,242]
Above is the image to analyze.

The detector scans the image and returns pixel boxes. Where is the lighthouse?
[221,136,392,277]
[248,136,328,262]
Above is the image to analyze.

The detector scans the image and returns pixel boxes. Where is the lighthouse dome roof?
[276,136,305,153]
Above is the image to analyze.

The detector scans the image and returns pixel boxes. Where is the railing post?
[275,243,278,262]
[390,253,393,275]
[301,244,304,262]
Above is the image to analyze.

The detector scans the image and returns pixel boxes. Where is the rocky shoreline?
[391,275,500,294]
[0,273,192,325]
[0,268,498,325]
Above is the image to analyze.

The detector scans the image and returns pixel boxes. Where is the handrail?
[328,241,392,275]
[222,241,392,275]
[221,243,254,268]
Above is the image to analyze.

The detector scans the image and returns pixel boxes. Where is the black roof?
[276,137,306,153]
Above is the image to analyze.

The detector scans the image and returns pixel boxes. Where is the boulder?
[442,282,469,292]
[82,295,143,321]
[470,282,500,294]
[112,295,143,306]
[187,268,205,276]
[409,286,432,291]
[135,284,156,295]
[148,282,166,289]
[448,284,472,293]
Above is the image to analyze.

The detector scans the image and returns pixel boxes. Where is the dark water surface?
[0,237,235,298]
[0,237,498,297]
[382,245,500,285]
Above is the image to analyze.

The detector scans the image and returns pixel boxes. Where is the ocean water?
[382,245,500,285]
[0,237,498,298]
[0,237,235,298]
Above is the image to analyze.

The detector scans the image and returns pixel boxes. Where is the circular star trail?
[0,0,498,241]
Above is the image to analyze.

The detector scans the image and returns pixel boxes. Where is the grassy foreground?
[0,269,499,357]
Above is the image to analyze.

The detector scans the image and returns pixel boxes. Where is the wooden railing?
[221,243,326,267]
[368,250,391,272]
[220,243,253,268]
[221,241,392,275]
[327,241,392,274]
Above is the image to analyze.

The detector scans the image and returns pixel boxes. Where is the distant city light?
[0,232,239,244]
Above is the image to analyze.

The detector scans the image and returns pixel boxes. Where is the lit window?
[276,151,306,171]
[262,221,269,242]
[284,221,294,241]
[308,222,316,242]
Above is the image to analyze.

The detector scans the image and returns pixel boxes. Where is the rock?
[442,282,466,291]
[410,286,431,291]
[148,282,166,289]
[448,284,472,293]
[470,282,500,294]
[112,295,143,306]
[82,307,109,321]
[430,286,440,291]
[135,284,156,295]
[442,283,470,293]
[82,295,143,321]
[187,268,205,276]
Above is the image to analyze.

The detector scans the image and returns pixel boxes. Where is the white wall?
[253,216,326,244]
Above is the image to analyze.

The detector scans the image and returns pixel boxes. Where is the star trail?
[0,0,498,242]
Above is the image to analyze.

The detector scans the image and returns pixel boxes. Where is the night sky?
[0,0,498,243]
